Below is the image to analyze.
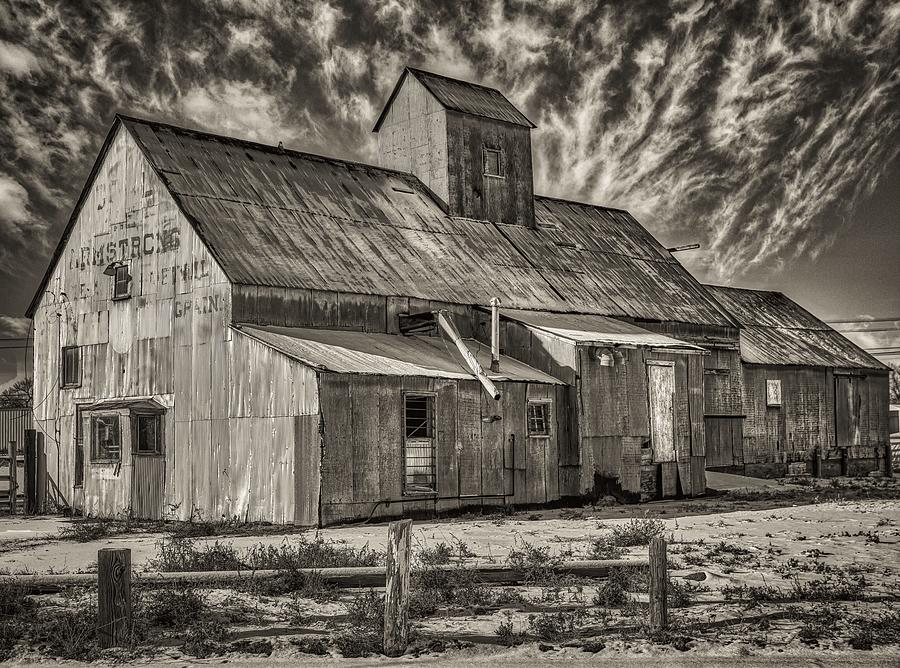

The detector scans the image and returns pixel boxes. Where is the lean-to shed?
[706,285,890,477]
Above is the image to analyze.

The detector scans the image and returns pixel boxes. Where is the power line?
[834,326,900,333]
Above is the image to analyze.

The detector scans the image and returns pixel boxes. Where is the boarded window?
[527,401,551,436]
[483,147,502,177]
[113,264,132,300]
[134,414,163,454]
[91,414,121,461]
[766,379,782,406]
[404,394,435,495]
[890,409,899,435]
[61,346,81,388]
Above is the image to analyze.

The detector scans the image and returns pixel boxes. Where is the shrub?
[254,569,336,599]
[418,542,453,566]
[292,637,330,655]
[506,539,564,586]
[527,609,587,641]
[410,565,491,615]
[495,612,526,647]
[144,584,205,628]
[334,631,382,658]
[668,578,709,608]
[58,518,129,542]
[335,591,385,656]
[0,581,33,617]
[721,583,785,605]
[181,619,232,658]
[607,518,666,547]
[589,535,626,560]
[30,606,101,661]
[790,573,865,601]
[593,568,632,608]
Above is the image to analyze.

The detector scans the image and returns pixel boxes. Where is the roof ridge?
[534,192,630,214]
[116,113,423,181]
[405,66,506,95]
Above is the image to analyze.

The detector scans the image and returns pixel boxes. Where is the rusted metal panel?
[374,67,535,131]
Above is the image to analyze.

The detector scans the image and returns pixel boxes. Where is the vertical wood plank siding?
[317,373,564,525]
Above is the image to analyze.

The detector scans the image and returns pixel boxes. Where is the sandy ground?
[4,477,900,665]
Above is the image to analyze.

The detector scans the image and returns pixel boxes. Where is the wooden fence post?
[98,548,132,648]
[383,519,412,657]
[24,432,36,514]
[649,536,668,631]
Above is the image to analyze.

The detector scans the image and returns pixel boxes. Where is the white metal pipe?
[490,297,500,372]
[435,310,500,400]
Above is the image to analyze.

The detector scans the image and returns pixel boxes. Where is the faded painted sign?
[68,227,180,271]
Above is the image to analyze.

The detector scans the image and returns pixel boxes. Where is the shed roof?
[235,324,563,384]
[373,67,536,131]
[499,309,705,352]
[705,285,886,370]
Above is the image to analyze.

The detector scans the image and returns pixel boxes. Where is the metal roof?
[114,117,733,327]
[235,324,563,384]
[706,285,886,370]
[373,67,536,131]
[499,309,705,352]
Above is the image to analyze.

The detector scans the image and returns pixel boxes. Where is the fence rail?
[4,522,668,654]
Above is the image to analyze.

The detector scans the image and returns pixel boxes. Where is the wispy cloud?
[0,0,898,322]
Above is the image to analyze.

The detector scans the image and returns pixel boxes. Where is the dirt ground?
[3,476,900,665]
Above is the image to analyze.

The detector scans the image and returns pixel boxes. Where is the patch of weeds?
[589,534,626,560]
[333,631,382,658]
[58,517,132,542]
[254,569,336,600]
[796,608,840,646]
[181,618,232,658]
[228,639,273,655]
[593,568,632,608]
[791,573,865,601]
[144,583,206,628]
[848,627,873,650]
[495,611,527,647]
[722,582,785,606]
[668,578,709,608]
[30,605,101,661]
[292,637,330,655]
[582,638,606,652]
[528,609,588,641]
[0,581,33,617]
[560,508,585,520]
[603,518,666,547]
[861,610,900,646]
[346,589,384,633]
[151,535,383,572]
[410,565,491,616]
[506,538,565,586]
[418,542,453,566]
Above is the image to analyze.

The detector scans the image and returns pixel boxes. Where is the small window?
[91,414,121,461]
[483,147,502,177]
[890,409,899,435]
[766,379,782,407]
[62,346,81,388]
[527,401,551,437]
[113,264,132,300]
[404,394,435,495]
[134,414,163,454]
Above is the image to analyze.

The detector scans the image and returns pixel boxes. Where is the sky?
[1,0,899,387]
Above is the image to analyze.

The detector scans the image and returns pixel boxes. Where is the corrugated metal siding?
[236,324,562,384]
[0,408,28,452]
[121,117,733,327]
[706,285,885,369]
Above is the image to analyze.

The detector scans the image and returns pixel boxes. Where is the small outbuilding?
[706,286,890,477]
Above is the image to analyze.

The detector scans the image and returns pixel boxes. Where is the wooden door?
[648,362,676,463]
[131,455,165,519]
[835,376,860,449]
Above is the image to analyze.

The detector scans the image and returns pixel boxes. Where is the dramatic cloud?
[0,0,898,328]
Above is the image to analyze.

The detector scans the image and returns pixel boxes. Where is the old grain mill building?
[27,68,889,525]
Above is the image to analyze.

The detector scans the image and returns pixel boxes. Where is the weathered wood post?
[383,519,412,657]
[648,536,668,631]
[24,432,36,514]
[98,548,132,648]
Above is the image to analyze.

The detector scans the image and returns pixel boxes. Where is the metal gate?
[0,408,29,514]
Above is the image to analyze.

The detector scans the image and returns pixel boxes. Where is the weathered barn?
[29,67,750,525]
[705,286,890,477]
